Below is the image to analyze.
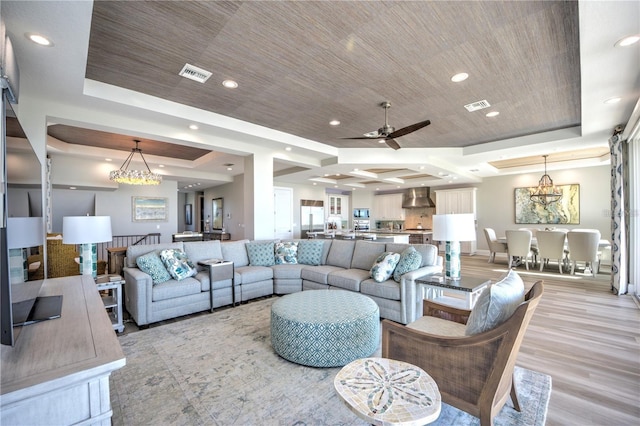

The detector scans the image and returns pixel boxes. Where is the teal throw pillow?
[297,240,324,265]
[136,251,172,285]
[393,246,423,282]
[160,248,197,281]
[246,242,275,266]
[370,252,401,283]
[465,270,525,335]
[275,241,298,264]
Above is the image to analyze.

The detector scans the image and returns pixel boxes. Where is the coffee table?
[416,275,490,310]
[334,357,441,426]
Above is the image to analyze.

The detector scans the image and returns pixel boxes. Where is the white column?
[244,153,275,240]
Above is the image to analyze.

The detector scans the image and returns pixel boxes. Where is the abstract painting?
[132,196,168,222]
[515,184,580,224]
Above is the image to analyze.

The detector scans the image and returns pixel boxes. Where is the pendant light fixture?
[109,139,162,185]
[529,155,561,207]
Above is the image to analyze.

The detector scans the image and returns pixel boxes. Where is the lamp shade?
[432,214,476,242]
[62,216,113,244]
[7,217,44,248]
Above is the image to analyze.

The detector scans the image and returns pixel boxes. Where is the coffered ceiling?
[3,1,639,191]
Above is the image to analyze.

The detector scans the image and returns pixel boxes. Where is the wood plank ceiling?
[77,0,581,157]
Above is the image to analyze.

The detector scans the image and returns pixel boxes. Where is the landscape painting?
[515,184,580,224]
[132,196,168,222]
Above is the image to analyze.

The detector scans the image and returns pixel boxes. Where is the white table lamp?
[432,213,476,280]
[7,217,45,283]
[63,216,112,278]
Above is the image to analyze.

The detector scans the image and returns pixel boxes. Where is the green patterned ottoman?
[270,290,380,367]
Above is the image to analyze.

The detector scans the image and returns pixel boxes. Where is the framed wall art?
[514,184,580,224]
[132,196,168,222]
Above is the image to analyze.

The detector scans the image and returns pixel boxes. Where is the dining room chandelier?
[109,140,162,185]
[529,155,561,207]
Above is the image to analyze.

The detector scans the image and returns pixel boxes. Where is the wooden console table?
[1,275,126,425]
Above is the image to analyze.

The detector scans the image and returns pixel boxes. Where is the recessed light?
[329,120,340,126]
[421,183,425,186]
[105,158,112,162]
[615,34,640,47]
[222,79,238,89]
[285,147,292,151]
[159,164,165,168]
[378,139,386,144]
[189,124,199,130]
[26,33,53,46]
[451,72,469,82]
[604,97,621,104]
[227,167,233,171]
[486,111,500,117]
[313,182,317,185]
[334,185,338,188]
[69,186,76,190]
[419,166,425,170]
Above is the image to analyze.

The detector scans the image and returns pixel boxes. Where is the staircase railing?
[97,233,161,262]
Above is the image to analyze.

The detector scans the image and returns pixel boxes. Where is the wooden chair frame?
[382,281,543,426]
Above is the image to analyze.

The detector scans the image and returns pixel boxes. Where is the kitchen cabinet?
[373,193,405,220]
[435,188,477,254]
[327,194,349,221]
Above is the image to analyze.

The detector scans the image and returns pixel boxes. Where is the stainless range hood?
[402,187,436,208]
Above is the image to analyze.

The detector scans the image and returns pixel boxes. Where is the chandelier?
[530,155,561,207]
[109,140,162,185]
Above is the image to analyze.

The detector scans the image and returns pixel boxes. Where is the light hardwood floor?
[459,254,640,426]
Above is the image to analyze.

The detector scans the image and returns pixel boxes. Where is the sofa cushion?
[465,270,525,336]
[326,240,356,269]
[297,240,325,265]
[360,278,401,301]
[160,249,198,281]
[221,239,250,267]
[235,265,274,284]
[275,241,298,264]
[351,240,386,270]
[409,315,467,337]
[300,265,344,285]
[245,241,275,266]
[136,251,172,285]
[183,240,223,269]
[152,277,201,302]
[126,242,184,268]
[327,268,371,292]
[271,264,306,279]
[393,246,423,282]
[370,252,401,282]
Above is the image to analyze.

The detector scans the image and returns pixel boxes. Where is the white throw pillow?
[465,270,525,335]
[370,252,401,283]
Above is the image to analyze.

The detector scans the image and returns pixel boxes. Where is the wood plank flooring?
[460,254,640,426]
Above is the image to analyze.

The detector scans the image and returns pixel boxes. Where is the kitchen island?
[311,232,409,244]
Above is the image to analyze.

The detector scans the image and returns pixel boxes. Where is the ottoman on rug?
[270,290,380,367]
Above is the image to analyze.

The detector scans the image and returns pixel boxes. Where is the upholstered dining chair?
[484,228,508,264]
[567,229,601,276]
[506,229,534,270]
[536,230,567,274]
[382,276,544,426]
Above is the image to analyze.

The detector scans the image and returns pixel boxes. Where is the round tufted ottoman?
[270,290,380,367]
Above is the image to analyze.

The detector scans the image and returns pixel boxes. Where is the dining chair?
[536,230,567,274]
[566,230,601,276]
[483,228,508,264]
[506,230,535,270]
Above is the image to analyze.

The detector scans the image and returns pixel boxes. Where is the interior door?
[274,187,293,240]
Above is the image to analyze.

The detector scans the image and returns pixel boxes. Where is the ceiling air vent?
[464,100,491,112]
[179,63,212,83]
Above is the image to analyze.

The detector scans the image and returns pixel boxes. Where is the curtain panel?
[609,133,628,295]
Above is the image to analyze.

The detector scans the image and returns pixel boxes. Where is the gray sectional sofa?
[122,239,442,327]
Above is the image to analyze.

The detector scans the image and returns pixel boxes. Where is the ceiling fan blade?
[388,119,431,139]
[385,138,401,150]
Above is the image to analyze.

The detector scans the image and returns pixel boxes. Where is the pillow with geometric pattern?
[393,246,423,282]
[297,240,324,265]
[245,241,276,266]
[159,248,197,281]
[136,251,172,285]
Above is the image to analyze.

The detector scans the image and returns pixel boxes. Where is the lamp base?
[444,241,461,280]
[79,243,98,278]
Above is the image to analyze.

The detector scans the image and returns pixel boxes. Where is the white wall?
[475,165,611,250]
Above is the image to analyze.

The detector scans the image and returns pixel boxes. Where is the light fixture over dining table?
[109,139,162,185]
[530,155,562,207]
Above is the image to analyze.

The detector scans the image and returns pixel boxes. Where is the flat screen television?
[1,90,49,346]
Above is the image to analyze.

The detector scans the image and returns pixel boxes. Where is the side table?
[334,357,441,425]
[96,275,124,333]
[198,259,235,311]
[416,275,490,310]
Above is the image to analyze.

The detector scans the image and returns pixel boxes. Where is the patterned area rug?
[111,298,551,425]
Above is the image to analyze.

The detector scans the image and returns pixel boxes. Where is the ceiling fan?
[341,101,431,150]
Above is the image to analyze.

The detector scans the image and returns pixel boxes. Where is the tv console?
[1,275,125,425]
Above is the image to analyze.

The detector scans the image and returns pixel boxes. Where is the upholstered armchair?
[382,275,544,426]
